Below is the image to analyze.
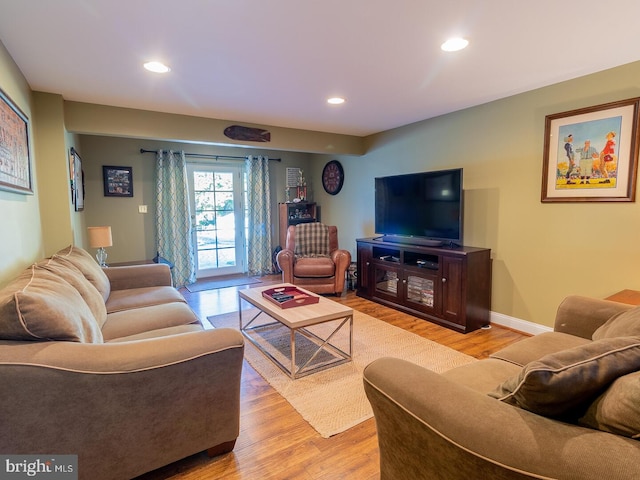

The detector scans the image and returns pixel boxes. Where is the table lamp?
[88,226,113,267]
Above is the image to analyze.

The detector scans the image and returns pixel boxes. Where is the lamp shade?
[88,226,113,248]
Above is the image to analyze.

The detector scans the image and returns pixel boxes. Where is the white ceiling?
[1,0,640,137]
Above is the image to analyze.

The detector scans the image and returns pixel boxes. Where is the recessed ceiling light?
[441,37,469,52]
[144,61,171,73]
[327,97,346,105]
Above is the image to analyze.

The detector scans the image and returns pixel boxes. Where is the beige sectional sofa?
[364,295,640,479]
[0,246,244,480]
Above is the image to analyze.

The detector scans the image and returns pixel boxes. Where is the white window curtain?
[245,155,273,275]
[156,150,196,287]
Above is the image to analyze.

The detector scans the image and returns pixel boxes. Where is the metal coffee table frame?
[238,285,353,379]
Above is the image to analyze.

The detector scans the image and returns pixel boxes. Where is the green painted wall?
[65,101,365,156]
[78,135,315,263]
[0,41,43,287]
[312,61,640,328]
[32,92,75,256]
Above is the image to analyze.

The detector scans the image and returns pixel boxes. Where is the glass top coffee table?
[238,283,353,379]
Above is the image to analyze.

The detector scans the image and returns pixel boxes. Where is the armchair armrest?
[104,263,173,290]
[0,329,244,479]
[554,295,633,339]
[330,249,351,292]
[276,248,295,283]
[364,357,640,480]
[330,249,351,269]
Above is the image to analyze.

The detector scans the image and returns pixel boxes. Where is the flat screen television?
[375,168,463,247]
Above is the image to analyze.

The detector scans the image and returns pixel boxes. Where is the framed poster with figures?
[542,98,640,202]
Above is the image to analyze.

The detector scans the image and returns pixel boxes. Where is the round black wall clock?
[322,160,344,195]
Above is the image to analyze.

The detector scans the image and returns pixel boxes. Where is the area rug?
[186,275,261,293]
[207,308,476,438]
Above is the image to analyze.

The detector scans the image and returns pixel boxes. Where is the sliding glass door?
[187,164,246,278]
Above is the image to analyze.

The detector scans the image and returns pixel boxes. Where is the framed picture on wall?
[103,165,133,197]
[0,87,33,194]
[69,148,84,211]
[541,97,640,202]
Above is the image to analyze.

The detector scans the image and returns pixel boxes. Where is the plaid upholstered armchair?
[276,223,351,295]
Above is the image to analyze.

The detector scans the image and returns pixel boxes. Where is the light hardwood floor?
[135,275,529,480]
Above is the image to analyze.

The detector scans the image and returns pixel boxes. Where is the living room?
[3,52,640,332]
[2,2,640,478]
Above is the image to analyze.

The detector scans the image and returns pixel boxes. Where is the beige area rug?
[208,308,476,438]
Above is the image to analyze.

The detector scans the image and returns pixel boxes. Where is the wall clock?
[322,160,344,195]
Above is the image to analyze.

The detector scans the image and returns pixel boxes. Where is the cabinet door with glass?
[372,262,402,302]
[403,269,441,315]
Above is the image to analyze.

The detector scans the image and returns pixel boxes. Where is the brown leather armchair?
[276,223,351,295]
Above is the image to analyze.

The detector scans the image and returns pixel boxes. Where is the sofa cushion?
[578,371,640,438]
[101,302,200,341]
[592,305,640,340]
[490,331,591,367]
[0,265,103,343]
[105,286,187,314]
[53,245,111,301]
[489,336,640,417]
[294,223,330,257]
[442,358,522,394]
[38,257,108,328]
[106,324,203,342]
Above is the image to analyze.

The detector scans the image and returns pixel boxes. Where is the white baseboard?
[489,311,552,336]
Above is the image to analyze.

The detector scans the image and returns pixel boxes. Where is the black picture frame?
[70,148,84,211]
[103,165,133,197]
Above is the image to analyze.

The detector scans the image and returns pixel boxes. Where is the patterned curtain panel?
[245,155,273,275]
[155,150,196,287]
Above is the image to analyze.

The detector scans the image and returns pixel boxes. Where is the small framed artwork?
[541,97,640,202]
[103,165,133,197]
[69,147,84,211]
[286,167,301,187]
[0,87,33,194]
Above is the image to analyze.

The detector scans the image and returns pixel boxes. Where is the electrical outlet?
[138,205,148,214]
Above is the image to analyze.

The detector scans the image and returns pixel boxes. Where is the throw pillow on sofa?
[53,245,111,301]
[578,370,640,439]
[0,265,103,343]
[489,336,640,417]
[592,305,640,340]
[37,257,108,328]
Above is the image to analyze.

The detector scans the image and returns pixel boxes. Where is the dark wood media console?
[356,237,492,333]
